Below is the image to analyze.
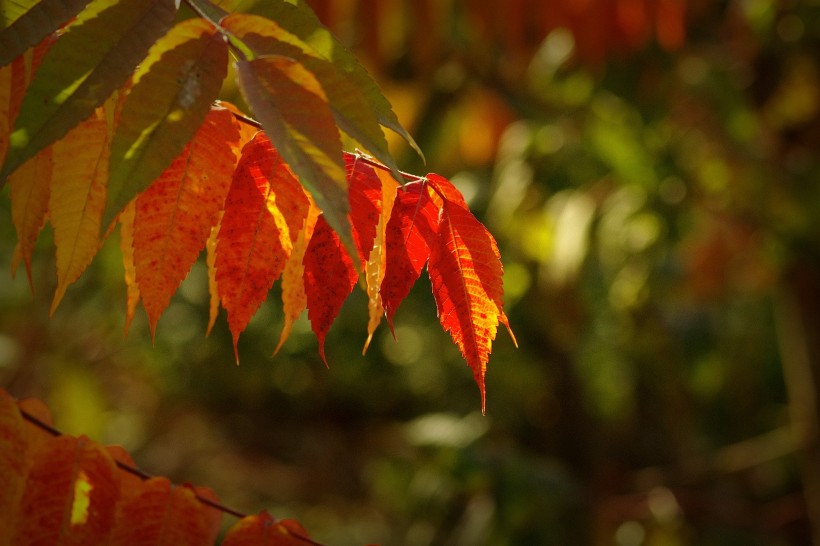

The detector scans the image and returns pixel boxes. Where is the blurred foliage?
[3,0,820,544]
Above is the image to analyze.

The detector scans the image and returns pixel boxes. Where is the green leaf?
[0,0,92,67]
[234,0,423,163]
[1,0,37,29]
[0,0,177,184]
[235,55,356,262]
[222,12,403,182]
[104,18,228,226]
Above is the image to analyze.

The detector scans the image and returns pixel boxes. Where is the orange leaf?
[205,211,223,337]
[303,214,358,364]
[216,132,309,359]
[49,106,109,314]
[0,390,28,546]
[425,175,513,413]
[274,200,320,355]
[380,181,439,332]
[109,477,211,546]
[133,106,240,336]
[13,435,118,546]
[119,202,140,336]
[9,145,52,289]
[222,511,311,546]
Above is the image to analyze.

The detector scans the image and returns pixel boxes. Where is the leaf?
[222,511,311,546]
[380,181,439,332]
[425,175,513,413]
[205,211,223,337]
[13,435,118,546]
[234,54,354,263]
[9,145,52,289]
[216,132,309,359]
[274,200,319,355]
[119,202,139,336]
[1,0,177,182]
[48,106,109,314]
[105,17,229,227]
[236,0,423,161]
[109,477,212,546]
[221,13,403,180]
[0,391,27,546]
[132,106,240,336]
[303,214,358,365]
[0,0,91,67]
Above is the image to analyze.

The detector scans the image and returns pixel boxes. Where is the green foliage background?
[2,1,820,544]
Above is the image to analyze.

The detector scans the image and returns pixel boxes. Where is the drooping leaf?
[303,214,358,364]
[216,132,309,359]
[119,202,139,336]
[425,176,512,413]
[132,106,240,336]
[109,477,211,546]
[222,511,311,546]
[221,13,402,179]
[234,54,354,263]
[0,391,27,546]
[105,18,229,227]
[48,106,109,314]
[346,154,382,265]
[12,435,118,546]
[380,181,439,332]
[274,199,319,355]
[9,145,52,288]
[235,0,423,161]
[205,211,223,337]
[1,0,177,182]
[0,0,90,67]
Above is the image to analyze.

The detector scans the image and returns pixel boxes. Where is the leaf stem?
[19,406,326,546]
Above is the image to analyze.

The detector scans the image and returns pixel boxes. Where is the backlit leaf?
[13,435,118,546]
[222,511,311,546]
[0,0,90,67]
[119,202,139,336]
[106,17,229,227]
[0,391,27,546]
[234,54,354,263]
[133,106,240,336]
[109,477,211,546]
[216,132,309,359]
[381,181,439,332]
[304,214,358,364]
[49,106,109,314]
[346,154,382,265]
[205,211,223,337]
[274,199,319,355]
[9,145,52,289]
[425,175,512,413]
[1,0,177,181]
[221,13,402,179]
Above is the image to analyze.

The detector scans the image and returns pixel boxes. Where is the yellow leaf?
[118,202,139,337]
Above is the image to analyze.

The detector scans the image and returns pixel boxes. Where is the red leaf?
[425,175,512,413]
[222,511,311,546]
[133,106,240,336]
[216,132,309,359]
[346,153,382,265]
[380,181,439,331]
[303,214,358,364]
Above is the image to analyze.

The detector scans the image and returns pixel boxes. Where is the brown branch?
[19,406,326,546]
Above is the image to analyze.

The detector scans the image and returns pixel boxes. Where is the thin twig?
[19,406,326,546]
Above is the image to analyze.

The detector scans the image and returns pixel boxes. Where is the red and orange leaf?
[9,145,52,288]
[0,390,27,546]
[274,200,320,355]
[192,486,223,545]
[17,396,55,456]
[106,18,229,226]
[425,176,512,413]
[222,511,311,546]
[119,202,139,336]
[362,166,399,353]
[49,107,109,314]
[205,212,223,337]
[380,181,439,332]
[133,106,240,336]
[303,214,358,364]
[109,477,211,546]
[216,132,309,358]
[105,446,143,506]
[13,435,118,546]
